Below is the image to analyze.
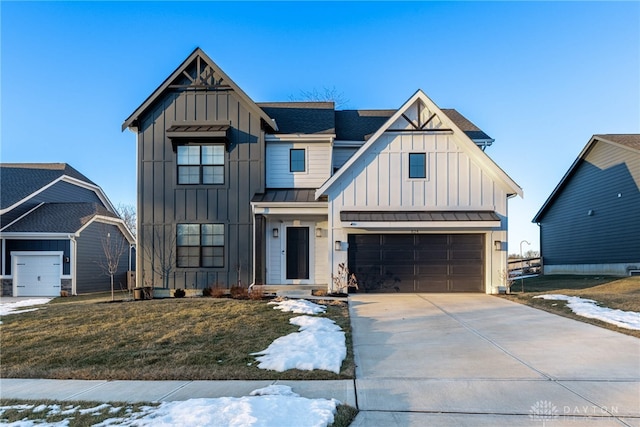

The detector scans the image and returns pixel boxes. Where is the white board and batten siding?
[266,142,332,188]
[334,132,508,216]
[265,219,328,285]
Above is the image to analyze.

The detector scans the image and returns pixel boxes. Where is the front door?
[286,227,309,280]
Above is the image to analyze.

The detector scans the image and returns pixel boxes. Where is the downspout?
[69,235,77,295]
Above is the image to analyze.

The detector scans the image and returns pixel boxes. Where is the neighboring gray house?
[0,163,136,296]
[533,134,640,276]
[123,48,522,293]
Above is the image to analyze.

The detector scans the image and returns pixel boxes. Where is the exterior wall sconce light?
[494,240,502,251]
[587,210,594,216]
[335,241,342,251]
[272,228,279,238]
[315,228,322,238]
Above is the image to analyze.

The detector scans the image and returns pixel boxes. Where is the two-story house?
[123,48,522,294]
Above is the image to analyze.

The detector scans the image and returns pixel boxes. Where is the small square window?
[409,153,426,179]
[290,149,305,172]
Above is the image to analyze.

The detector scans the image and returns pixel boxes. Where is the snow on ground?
[268,299,326,315]
[0,386,339,427]
[0,298,53,324]
[252,315,346,373]
[534,294,640,330]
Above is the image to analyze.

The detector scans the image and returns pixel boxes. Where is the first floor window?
[409,153,426,179]
[177,144,225,185]
[177,223,224,267]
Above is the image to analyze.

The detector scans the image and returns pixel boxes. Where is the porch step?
[260,285,326,299]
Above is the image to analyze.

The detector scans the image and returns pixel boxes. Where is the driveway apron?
[348,294,640,426]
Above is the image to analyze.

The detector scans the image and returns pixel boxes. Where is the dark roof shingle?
[3,202,116,233]
[258,102,335,135]
[1,163,95,210]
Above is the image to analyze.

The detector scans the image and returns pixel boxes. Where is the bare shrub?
[230,286,249,300]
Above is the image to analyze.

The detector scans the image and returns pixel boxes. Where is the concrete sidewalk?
[0,378,356,406]
[349,294,640,427]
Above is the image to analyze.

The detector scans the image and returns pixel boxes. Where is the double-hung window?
[409,153,426,179]
[177,145,225,184]
[177,224,224,268]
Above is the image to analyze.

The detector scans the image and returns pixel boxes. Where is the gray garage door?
[347,234,484,292]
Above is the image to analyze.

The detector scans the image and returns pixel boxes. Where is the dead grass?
[503,275,640,338]
[0,296,354,381]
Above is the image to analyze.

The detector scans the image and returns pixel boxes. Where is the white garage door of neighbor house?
[13,253,62,297]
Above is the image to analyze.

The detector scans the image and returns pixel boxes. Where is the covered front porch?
[251,189,330,294]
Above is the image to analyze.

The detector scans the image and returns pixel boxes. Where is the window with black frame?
[177,144,225,184]
[177,224,224,268]
[409,153,426,179]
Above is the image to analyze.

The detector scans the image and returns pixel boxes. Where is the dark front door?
[286,227,309,280]
[348,234,484,292]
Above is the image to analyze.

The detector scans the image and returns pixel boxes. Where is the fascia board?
[122,48,277,132]
[341,221,501,229]
[266,134,336,143]
[77,215,136,244]
[0,232,73,239]
[252,204,328,216]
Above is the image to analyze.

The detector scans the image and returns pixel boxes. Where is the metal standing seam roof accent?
[340,211,500,222]
[251,189,322,203]
[166,124,230,133]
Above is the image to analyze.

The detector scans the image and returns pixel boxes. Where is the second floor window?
[290,149,306,172]
[177,145,225,185]
[409,153,426,179]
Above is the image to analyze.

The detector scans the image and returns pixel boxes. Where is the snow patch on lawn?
[534,294,640,330]
[269,299,326,314]
[252,315,346,373]
[0,386,339,427]
[0,298,53,323]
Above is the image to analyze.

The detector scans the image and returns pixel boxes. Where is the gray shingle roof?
[258,102,336,135]
[3,202,116,233]
[335,110,395,141]
[441,109,493,141]
[1,163,96,210]
[257,101,491,144]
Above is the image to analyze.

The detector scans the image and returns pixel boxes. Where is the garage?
[13,253,62,297]
[347,234,484,292]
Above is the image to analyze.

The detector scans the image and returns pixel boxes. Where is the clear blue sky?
[2,1,639,253]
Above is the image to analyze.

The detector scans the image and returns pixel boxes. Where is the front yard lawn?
[504,275,640,338]
[0,295,354,381]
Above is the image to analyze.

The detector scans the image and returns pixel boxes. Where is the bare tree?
[99,227,129,301]
[289,86,350,109]
[141,224,176,289]
[115,203,137,237]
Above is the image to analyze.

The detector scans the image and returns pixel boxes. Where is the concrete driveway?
[348,294,640,426]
